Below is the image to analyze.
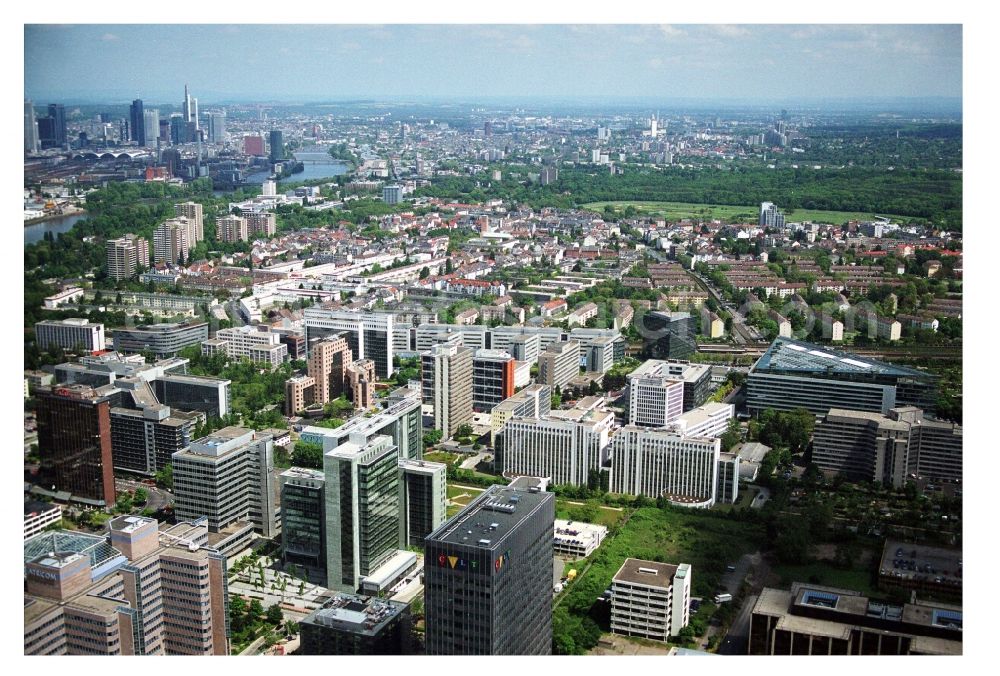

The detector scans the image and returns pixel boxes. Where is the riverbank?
[24,206,87,227]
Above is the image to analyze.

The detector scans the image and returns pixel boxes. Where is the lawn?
[555,499,626,529]
[770,561,879,597]
[553,506,764,654]
[582,200,901,225]
[424,451,461,465]
[712,485,760,513]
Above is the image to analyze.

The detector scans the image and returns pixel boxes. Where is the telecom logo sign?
[437,553,473,571]
[435,550,511,573]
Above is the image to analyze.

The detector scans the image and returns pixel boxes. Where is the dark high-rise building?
[280,467,326,575]
[639,311,697,360]
[269,130,284,161]
[46,104,67,147]
[129,99,145,146]
[424,484,555,655]
[35,384,118,507]
[170,115,185,145]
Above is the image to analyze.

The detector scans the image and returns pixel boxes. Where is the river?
[243,150,349,185]
[24,212,89,247]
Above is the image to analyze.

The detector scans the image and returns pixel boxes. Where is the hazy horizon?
[25,25,962,105]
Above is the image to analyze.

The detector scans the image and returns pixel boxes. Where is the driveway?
[718,593,758,655]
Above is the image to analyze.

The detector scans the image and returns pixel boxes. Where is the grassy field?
[770,562,879,597]
[582,200,901,225]
[423,451,461,465]
[555,500,627,529]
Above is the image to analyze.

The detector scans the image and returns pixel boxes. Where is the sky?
[24,24,962,104]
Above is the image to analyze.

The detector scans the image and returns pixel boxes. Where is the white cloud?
[711,25,750,38]
[658,25,685,38]
[100,33,119,41]
[648,57,664,69]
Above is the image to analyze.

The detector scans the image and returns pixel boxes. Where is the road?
[718,593,758,655]
[115,477,174,512]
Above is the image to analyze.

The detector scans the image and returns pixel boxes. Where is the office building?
[244,211,277,237]
[759,201,786,229]
[303,384,423,461]
[305,308,396,378]
[153,372,231,418]
[611,559,692,640]
[628,360,686,428]
[25,99,39,153]
[639,311,697,360]
[308,334,353,404]
[490,383,551,443]
[398,459,448,547]
[110,402,201,475]
[382,184,403,205]
[174,202,204,243]
[652,360,713,411]
[717,452,741,504]
[112,321,208,357]
[24,500,62,539]
[172,427,277,538]
[422,344,473,439]
[153,220,190,264]
[285,375,317,416]
[35,385,117,508]
[499,397,613,486]
[610,426,720,507]
[747,338,938,416]
[553,519,607,559]
[280,467,326,574]
[323,433,402,592]
[205,325,288,368]
[35,318,105,353]
[347,359,376,410]
[216,214,248,242]
[508,333,541,364]
[670,402,735,439]
[143,109,159,147]
[129,99,145,145]
[37,105,66,149]
[24,516,231,655]
[424,484,555,655]
[299,594,412,655]
[106,234,150,280]
[472,349,516,413]
[269,129,284,161]
[206,111,226,143]
[749,583,961,655]
[812,407,962,487]
[244,135,265,155]
[538,340,580,392]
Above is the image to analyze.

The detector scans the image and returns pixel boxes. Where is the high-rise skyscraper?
[106,233,149,279]
[38,103,67,148]
[323,433,402,592]
[759,201,786,228]
[269,129,284,161]
[24,100,39,153]
[153,219,190,264]
[143,109,159,147]
[35,384,118,507]
[424,484,555,655]
[421,344,473,439]
[129,99,145,146]
[207,111,226,143]
[174,202,204,243]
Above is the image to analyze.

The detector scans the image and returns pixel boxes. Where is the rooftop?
[753,337,933,379]
[302,593,407,637]
[613,558,681,588]
[428,484,552,550]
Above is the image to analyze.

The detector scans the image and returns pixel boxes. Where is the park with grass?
[582,200,903,226]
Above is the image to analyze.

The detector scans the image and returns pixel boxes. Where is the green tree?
[266,603,284,625]
[291,441,324,469]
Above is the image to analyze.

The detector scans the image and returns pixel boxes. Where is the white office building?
[538,340,581,392]
[499,397,613,486]
[627,360,685,427]
[670,402,735,439]
[35,318,105,353]
[553,519,608,559]
[172,426,277,538]
[204,325,288,368]
[610,426,720,507]
[611,559,692,640]
[305,308,396,378]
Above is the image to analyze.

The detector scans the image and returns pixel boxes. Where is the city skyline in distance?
[25,24,962,104]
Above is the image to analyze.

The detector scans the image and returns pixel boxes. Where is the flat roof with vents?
[612,558,681,588]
